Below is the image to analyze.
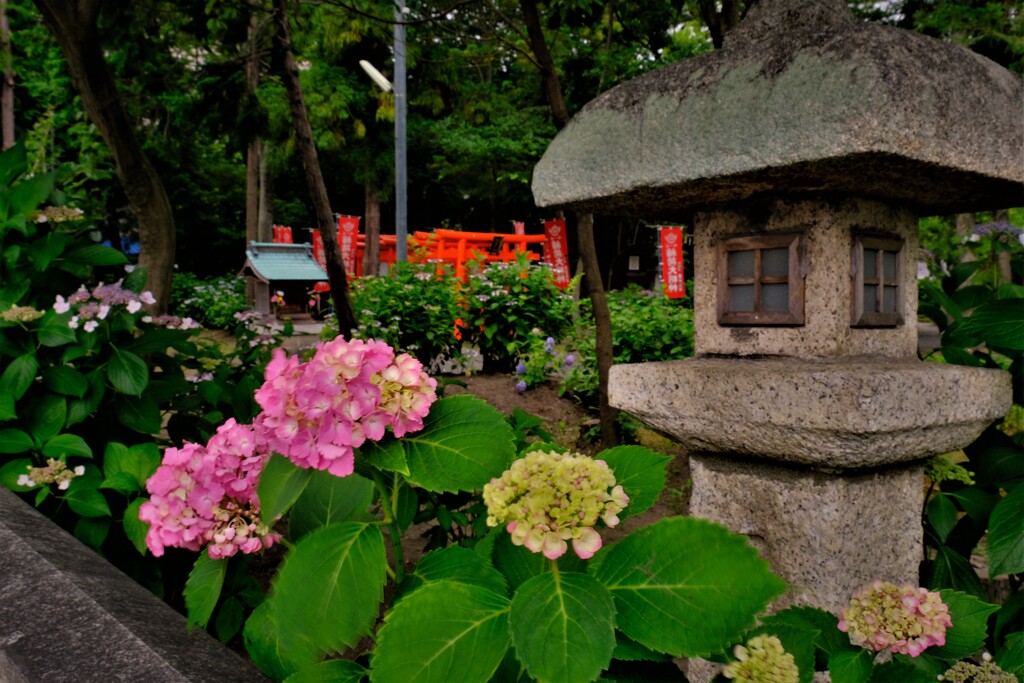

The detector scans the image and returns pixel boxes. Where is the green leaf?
[944,300,1024,351]
[0,353,38,400]
[988,485,1024,577]
[947,488,999,523]
[492,531,585,591]
[0,458,34,491]
[398,545,508,603]
[64,245,129,266]
[403,395,516,493]
[927,493,958,544]
[0,428,34,454]
[244,602,321,681]
[595,516,785,658]
[9,172,55,218]
[288,469,374,540]
[184,553,228,629]
[829,649,874,683]
[102,442,161,492]
[215,597,244,644]
[357,436,409,475]
[258,453,313,524]
[510,571,616,683]
[371,581,511,683]
[925,590,998,661]
[0,392,14,420]
[73,515,110,549]
[597,445,670,520]
[65,485,111,517]
[29,395,66,443]
[107,347,149,396]
[37,312,77,347]
[927,542,986,599]
[284,660,368,683]
[973,447,1024,488]
[42,433,92,459]
[42,365,89,398]
[123,266,148,293]
[611,634,672,662]
[269,523,386,657]
[124,498,150,555]
[762,606,847,656]
[995,631,1024,677]
[113,395,162,434]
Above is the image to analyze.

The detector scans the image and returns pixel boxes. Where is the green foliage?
[170,273,249,329]
[346,261,463,367]
[460,255,578,373]
[558,284,695,407]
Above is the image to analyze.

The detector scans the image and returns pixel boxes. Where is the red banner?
[543,219,571,289]
[660,226,686,299]
[272,225,293,244]
[338,216,360,275]
[311,230,326,269]
[513,221,525,236]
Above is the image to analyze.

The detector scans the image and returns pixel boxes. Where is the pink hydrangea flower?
[254,337,437,477]
[139,419,278,559]
[838,580,952,657]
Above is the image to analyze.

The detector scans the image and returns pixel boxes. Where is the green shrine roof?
[242,242,327,283]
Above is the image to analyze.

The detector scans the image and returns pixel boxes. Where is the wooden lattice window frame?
[851,234,904,327]
[717,232,805,326]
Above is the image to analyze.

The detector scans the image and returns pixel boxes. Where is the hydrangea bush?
[132,334,1017,683]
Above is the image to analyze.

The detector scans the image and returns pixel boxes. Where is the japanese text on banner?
[338,216,361,275]
[543,219,572,289]
[660,226,686,299]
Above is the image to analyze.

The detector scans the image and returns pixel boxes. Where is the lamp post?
[358,3,408,263]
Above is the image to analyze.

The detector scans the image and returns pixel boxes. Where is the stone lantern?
[532,0,1020,626]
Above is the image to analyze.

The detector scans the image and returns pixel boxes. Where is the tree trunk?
[994,208,1012,284]
[244,12,261,248]
[34,0,175,312]
[520,0,618,446]
[257,145,274,242]
[698,0,745,49]
[1,0,14,150]
[273,0,356,334]
[363,183,381,277]
[577,213,618,446]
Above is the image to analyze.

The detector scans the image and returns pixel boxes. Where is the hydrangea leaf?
[243,602,320,680]
[828,649,873,683]
[65,484,110,517]
[925,590,998,661]
[403,395,515,493]
[995,631,1024,677]
[283,659,368,683]
[107,347,148,396]
[371,581,510,683]
[357,436,409,476]
[611,634,673,662]
[0,353,38,401]
[597,445,670,520]
[595,516,785,658]
[269,522,386,658]
[184,552,227,629]
[492,531,585,592]
[288,470,374,541]
[123,497,149,555]
[0,428,34,454]
[113,395,161,434]
[396,545,508,604]
[258,453,313,524]
[42,365,88,398]
[510,571,616,683]
[42,433,92,459]
[988,484,1024,577]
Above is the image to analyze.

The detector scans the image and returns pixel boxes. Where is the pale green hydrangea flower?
[1,305,45,323]
[938,653,1018,683]
[482,449,628,560]
[723,634,799,683]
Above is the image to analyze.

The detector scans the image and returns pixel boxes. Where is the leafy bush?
[918,219,1024,620]
[170,272,249,329]
[459,254,578,372]
[557,284,695,407]
[0,143,273,601]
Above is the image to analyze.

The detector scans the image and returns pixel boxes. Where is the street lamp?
[357,0,408,263]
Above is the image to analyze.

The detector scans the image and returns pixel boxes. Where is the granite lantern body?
[531,0,1020,635]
